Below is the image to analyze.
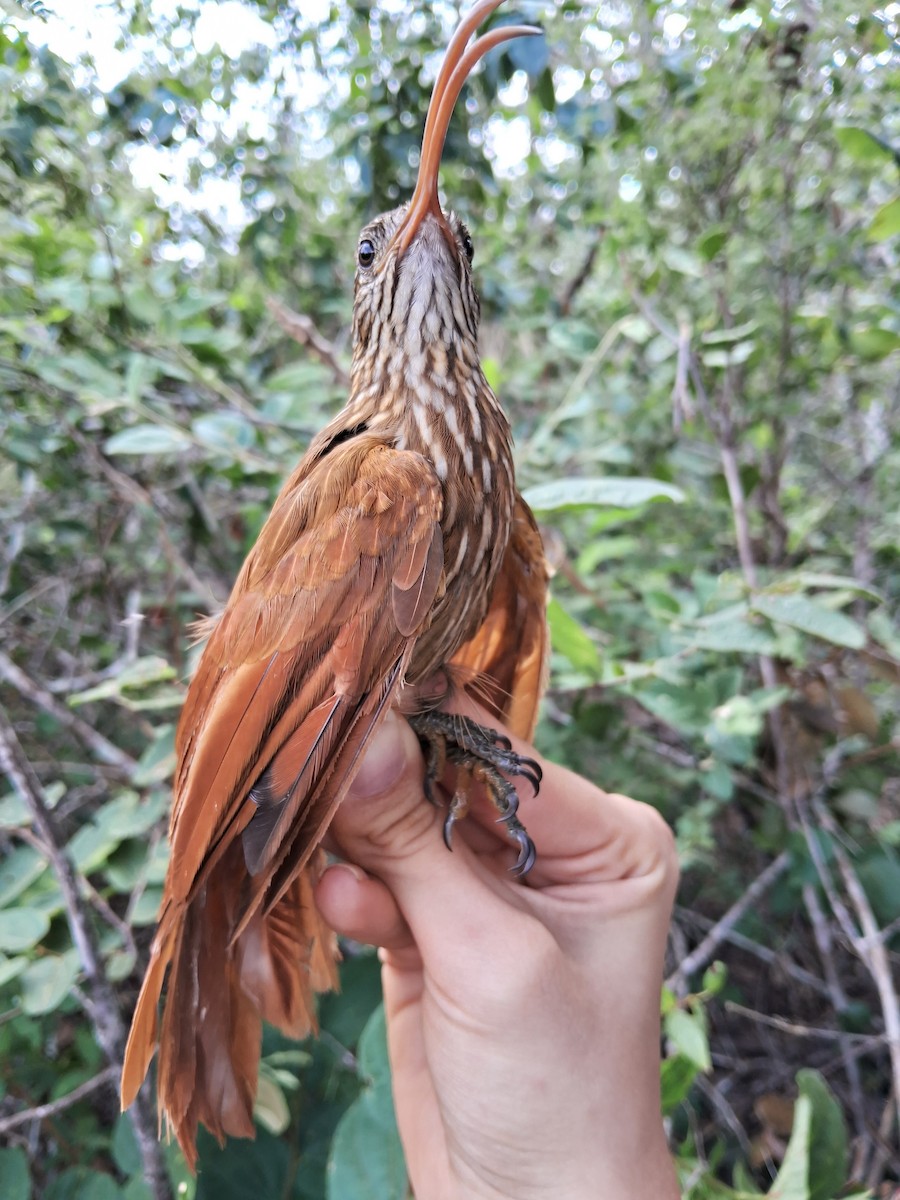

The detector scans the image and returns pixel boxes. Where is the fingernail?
[324,862,367,884]
[349,711,410,798]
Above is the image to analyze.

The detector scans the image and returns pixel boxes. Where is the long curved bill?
[391,0,542,256]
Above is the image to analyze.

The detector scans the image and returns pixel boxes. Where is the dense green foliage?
[0,1,898,1196]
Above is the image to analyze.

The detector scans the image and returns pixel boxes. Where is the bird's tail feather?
[121,845,338,1171]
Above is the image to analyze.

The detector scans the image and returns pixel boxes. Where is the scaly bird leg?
[408,711,540,876]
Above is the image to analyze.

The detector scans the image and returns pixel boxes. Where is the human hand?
[315,706,680,1200]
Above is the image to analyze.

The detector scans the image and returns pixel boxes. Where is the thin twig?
[0,651,135,773]
[674,906,831,998]
[724,1000,887,1046]
[803,881,867,1139]
[558,227,603,315]
[667,851,792,991]
[72,432,216,603]
[813,798,900,1137]
[0,1066,118,1135]
[0,708,171,1200]
[694,1075,754,1162]
[267,296,350,387]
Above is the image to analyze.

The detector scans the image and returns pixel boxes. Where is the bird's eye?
[462,233,474,263]
[357,239,376,268]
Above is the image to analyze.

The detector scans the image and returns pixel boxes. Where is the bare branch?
[0,651,135,773]
[0,1067,118,1135]
[724,1000,887,1046]
[267,296,350,387]
[803,882,867,1138]
[814,798,900,1137]
[0,708,171,1200]
[667,851,792,991]
[674,905,831,998]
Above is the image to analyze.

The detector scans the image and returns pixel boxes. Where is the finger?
[449,697,678,892]
[379,951,454,1194]
[329,710,533,969]
[314,863,414,950]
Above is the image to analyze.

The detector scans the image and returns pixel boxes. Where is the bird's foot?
[407,711,540,876]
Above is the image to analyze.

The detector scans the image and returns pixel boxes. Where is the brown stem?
[267,296,350,387]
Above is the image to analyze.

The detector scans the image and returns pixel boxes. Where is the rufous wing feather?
[451,494,549,739]
[121,438,444,1167]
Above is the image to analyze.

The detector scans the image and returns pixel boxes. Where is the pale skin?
[315,704,681,1199]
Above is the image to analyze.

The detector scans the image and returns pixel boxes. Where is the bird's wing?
[168,435,445,918]
[451,492,549,740]
[121,438,444,1129]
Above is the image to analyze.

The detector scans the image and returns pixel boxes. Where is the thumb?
[327,710,501,950]
[329,709,448,883]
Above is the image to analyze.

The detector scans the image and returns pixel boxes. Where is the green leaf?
[834,125,896,164]
[68,656,178,708]
[0,953,29,987]
[768,1092,811,1199]
[19,951,79,1015]
[787,572,883,602]
[104,425,192,455]
[660,1053,698,1114]
[523,477,684,511]
[696,226,729,261]
[547,599,602,677]
[868,196,900,241]
[253,1071,291,1136]
[44,1169,121,1200]
[701,341,755,367]
[0,1148,30,1200]
[701,320,760,345]
[686,617,777,655]
[849,325,900,360]
[665,1007,711,1071]
[132,723,177,787]
[0,847,45,908]
[662,245,704,277]
[111,1114,141,1176]
[0,791,30,826]
[796,1070,848,1200]
[326,1005,407,1200]
[753,594,866,649]
[192,412,256,453]
[66,822,120,874]
[0,907,51,952]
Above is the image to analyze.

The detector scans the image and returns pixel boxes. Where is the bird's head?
[351,0,540,381]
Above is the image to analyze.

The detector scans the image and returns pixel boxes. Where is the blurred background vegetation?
[0,0,898,1196]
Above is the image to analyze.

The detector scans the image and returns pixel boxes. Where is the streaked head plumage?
[350,0,540,369]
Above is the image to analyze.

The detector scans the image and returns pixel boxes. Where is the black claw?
[519,767,541,796]
[408,709,539,877]
[495,789,519,822]
[511,830,536,877]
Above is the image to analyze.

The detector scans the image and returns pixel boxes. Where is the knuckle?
[610,794,680,890]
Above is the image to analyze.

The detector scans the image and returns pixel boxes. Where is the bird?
[120,0,551,1169]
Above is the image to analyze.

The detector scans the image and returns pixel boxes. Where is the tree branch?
[0,1066,118,1136]
[0,708,171,1200]
[667,851,792,991]
[0,651,135,773]
[267,296,350,387]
